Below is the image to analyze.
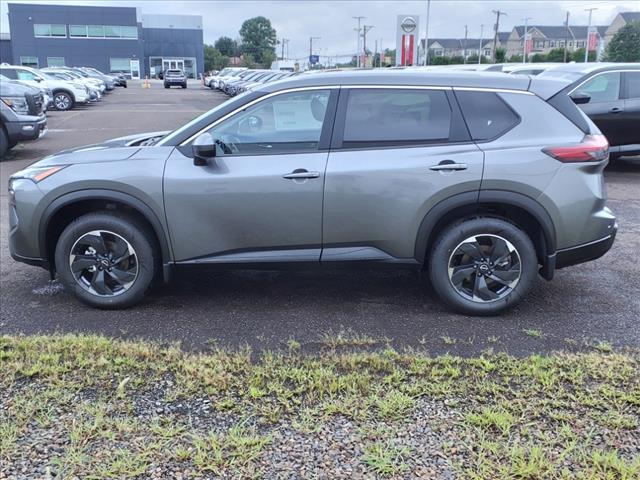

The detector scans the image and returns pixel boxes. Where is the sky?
[1,0,638,61]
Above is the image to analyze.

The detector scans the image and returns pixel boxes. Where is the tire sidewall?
[429,218,537,316]
[0,128,8,159]
[54,92,73,111]
[55,213,156,309]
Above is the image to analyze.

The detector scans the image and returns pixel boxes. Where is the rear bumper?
[556,222,617,269]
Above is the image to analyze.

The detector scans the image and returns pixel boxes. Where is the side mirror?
[570,91,591,105]
[35,77,43,82]
[192,132,216,166]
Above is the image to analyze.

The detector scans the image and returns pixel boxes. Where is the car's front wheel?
[429,218,537,316]
[53,91,74,111]
[55,212,157,309]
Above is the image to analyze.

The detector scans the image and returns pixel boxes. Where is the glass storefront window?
[110,58,131,73]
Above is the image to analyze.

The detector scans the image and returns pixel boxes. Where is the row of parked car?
[0,64,127,157]
[205,67,298,96]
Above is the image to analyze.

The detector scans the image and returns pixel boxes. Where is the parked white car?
[207,67,247,89]
[0,64,90,111]
[41,68,102,101]
[503,63,565,76]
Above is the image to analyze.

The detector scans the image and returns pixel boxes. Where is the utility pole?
[463,25,468,64]
[353,16,365,67]
[522,17,532,63]
[362,25,374,68]
[478,24,483,65]
[379,38,383,67]
[424,0,432,66]
[563,11,570,62]
[491,9,506,63]
[309,36,321,69]
[281,38,288,60]
[584,7,597,62]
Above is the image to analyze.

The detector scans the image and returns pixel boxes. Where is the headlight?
[1,96,29,115]
[10,165,67,183]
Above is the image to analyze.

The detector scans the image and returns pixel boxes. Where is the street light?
[353,16,365,67]
[522,17,532,63]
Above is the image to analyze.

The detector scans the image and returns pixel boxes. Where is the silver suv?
[8,71,617,315]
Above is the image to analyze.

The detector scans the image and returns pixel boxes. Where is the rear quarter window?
[455,91,520,141]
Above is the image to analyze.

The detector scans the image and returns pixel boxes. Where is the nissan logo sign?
[401,17,417,33]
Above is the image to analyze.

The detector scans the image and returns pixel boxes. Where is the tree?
[604,21,640,62]
[214,36,239,57]
[507,54,523,62]
[545,48,567,62]
[571,48,596,62]
[239,16,277,65]
[430,56,450,65]
[495,47,506,63]
[449,55,465,65]
[531,53,547,63]
[204,45,229,71]
[241,52,256,68]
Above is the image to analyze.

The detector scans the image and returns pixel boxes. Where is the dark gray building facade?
[3,3,203,78]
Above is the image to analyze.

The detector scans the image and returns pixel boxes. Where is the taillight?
[542,134,609,163]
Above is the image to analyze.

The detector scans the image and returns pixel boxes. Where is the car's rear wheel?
[53,91,74,111]
[428,218,537,316]
[55,212,157,309]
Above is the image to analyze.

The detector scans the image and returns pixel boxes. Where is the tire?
[164,84,169,89]
[182,83,187,89]
[55,212,157,309]
[0,128,8,159]
[8,139,18,149]
[53,91,74,111]
[428,217,537,316]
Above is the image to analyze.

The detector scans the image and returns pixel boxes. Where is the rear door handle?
[429,163,468,171]
[283,170,320,179]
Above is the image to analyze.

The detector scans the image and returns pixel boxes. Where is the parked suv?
[1,78,47,157]
[0,65,91,111]
[164,69,187,89]
[8,71,617,314]
[540,63,640,159]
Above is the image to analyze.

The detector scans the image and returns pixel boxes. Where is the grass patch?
[1,334,639,478]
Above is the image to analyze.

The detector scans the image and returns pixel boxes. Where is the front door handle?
[283,169,320,180]
[429,162,468,171]
[610,107,623,114]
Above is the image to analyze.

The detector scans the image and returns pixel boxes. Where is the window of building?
[207,89,331,155]
[550,41,556,47]
[455,91,520,141]
[435,50,443,56]
[121,26,138,39]
[342,89,451,147]
[88,25,105,37]
[577,41,585,48]
[69,25,88,37]
[110,58,131,73]
[19,56,38,68]
[47,57,65,67]
[34,24,66,37]
[484,48,491,56]
[105,26,121,38]
[569,41,573,47]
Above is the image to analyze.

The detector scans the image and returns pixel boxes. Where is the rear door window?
[455,91,520,141]
[340,88,452,147]
[623,71,640,99]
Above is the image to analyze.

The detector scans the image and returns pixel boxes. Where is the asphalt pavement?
[1,80,639,356]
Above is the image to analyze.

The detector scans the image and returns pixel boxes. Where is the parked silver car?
[8,70,616,314]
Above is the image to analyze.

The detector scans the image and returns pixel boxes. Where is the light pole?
[522,17,532,63]
[584,8,597,62]
[424,0,431,66]
[362,25,374,68]
[491,9,506,63]
[353,16,365,67]
[463,24,468,64]
[478,24,483,65]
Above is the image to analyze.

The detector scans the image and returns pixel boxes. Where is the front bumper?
[74,91,91,103]
[165,78,186,84]
[4,115,47,142]
[556,221,618,269]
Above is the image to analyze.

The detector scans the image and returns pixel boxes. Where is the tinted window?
[624,71,640,99]
[208,89,331,155]
[577,72,621,103]
[342,89,451,146]
[455,91,520,141]
[0,68,17,79]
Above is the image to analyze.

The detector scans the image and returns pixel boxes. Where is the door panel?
[323,144,483,261]
[164,150,328,262]
[576,72,625,146]
[622,72,640,147]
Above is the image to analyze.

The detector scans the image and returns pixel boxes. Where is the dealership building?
[2,3,204,78]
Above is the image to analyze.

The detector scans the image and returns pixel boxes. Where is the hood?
[0,79,41,95]
[33,131,171,166]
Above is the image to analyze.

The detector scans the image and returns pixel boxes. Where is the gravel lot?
[1,80,639,355]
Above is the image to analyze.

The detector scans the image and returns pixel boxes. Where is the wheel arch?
[415,190,557,278]
[40,189,172,278]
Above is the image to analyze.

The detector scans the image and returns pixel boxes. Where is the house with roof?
[604,12,640,47]
[505,24,608,59]
[419,33,509,61]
